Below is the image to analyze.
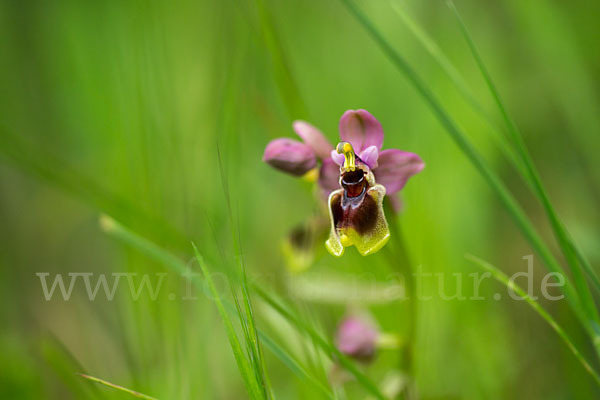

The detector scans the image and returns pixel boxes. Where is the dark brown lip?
[342,169,366,198]
[341,169,364,185]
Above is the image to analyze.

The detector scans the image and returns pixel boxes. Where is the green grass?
[447,0,600,339]
[340,0,599,361]
[1,0,599,398]
[79,374,159,400]
[466,254,600,385]
[101,214,377,399]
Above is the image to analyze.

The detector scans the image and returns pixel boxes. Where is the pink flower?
[335,316,379,362]
[263,109,424,257]
[328,110,424,209]
[263,121,333,177]
[263,110,424,206]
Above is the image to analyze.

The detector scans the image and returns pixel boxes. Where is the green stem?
[338,0,588,337]
[446,0,600,353]
[79,374,158,400]
[466,254,600,386]
[384,202,417,399]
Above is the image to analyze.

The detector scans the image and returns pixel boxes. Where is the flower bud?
[263,138,317,176]
[335,316,378,362]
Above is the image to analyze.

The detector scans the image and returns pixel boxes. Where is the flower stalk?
[384,204,417,400]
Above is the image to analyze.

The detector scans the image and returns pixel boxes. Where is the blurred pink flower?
[335,316,378,362]
[263,121,333,178]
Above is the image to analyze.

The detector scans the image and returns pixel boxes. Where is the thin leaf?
[0,127,188,251]
[79,374,159,400]
[337,0,588,330]
[446,0,600,337]
[192,243,265,399]
[252,286,387,400]
[100,215,341,398]
[253,0,309,119]
[259,332,334,399]
[216,143,270,398]
[466,254,600,386]
[40,336,102,399]
[389,0,528,180]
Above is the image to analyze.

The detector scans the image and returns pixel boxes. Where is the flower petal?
[387,193,403,213]
[326,184,390,257]
[336,316,378,362]
[358,145,379,169]
[330,149,345,166]
[293,120,333,160]
[263,138,317,176]
[325,189,345,257]
[374,149,424,194]
[318,158,341,197]
[339,109,384,153]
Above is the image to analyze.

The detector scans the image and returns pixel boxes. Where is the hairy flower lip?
[326,182,389,257]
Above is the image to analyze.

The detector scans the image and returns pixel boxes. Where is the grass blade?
[191,243,264,399]
[40,336,103,399]
[389,1,528,180]
[391,1,474,108]
[104,213,265,398]
[447,0,600,334]
[79,374,159,400]
[252,286,386,400]
[216,143,271,398]
[253,0,309,119]
[337,0,588,330]
[466,254,600,386]
[0,128,188,251]
[100,215,343,398]
[259,332,334,399]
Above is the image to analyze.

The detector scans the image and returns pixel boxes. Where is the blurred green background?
[1,0,599,399]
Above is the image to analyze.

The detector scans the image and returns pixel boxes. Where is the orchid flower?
[335,315,378,362]
[263,109,424,257]
[263,120,333,180]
